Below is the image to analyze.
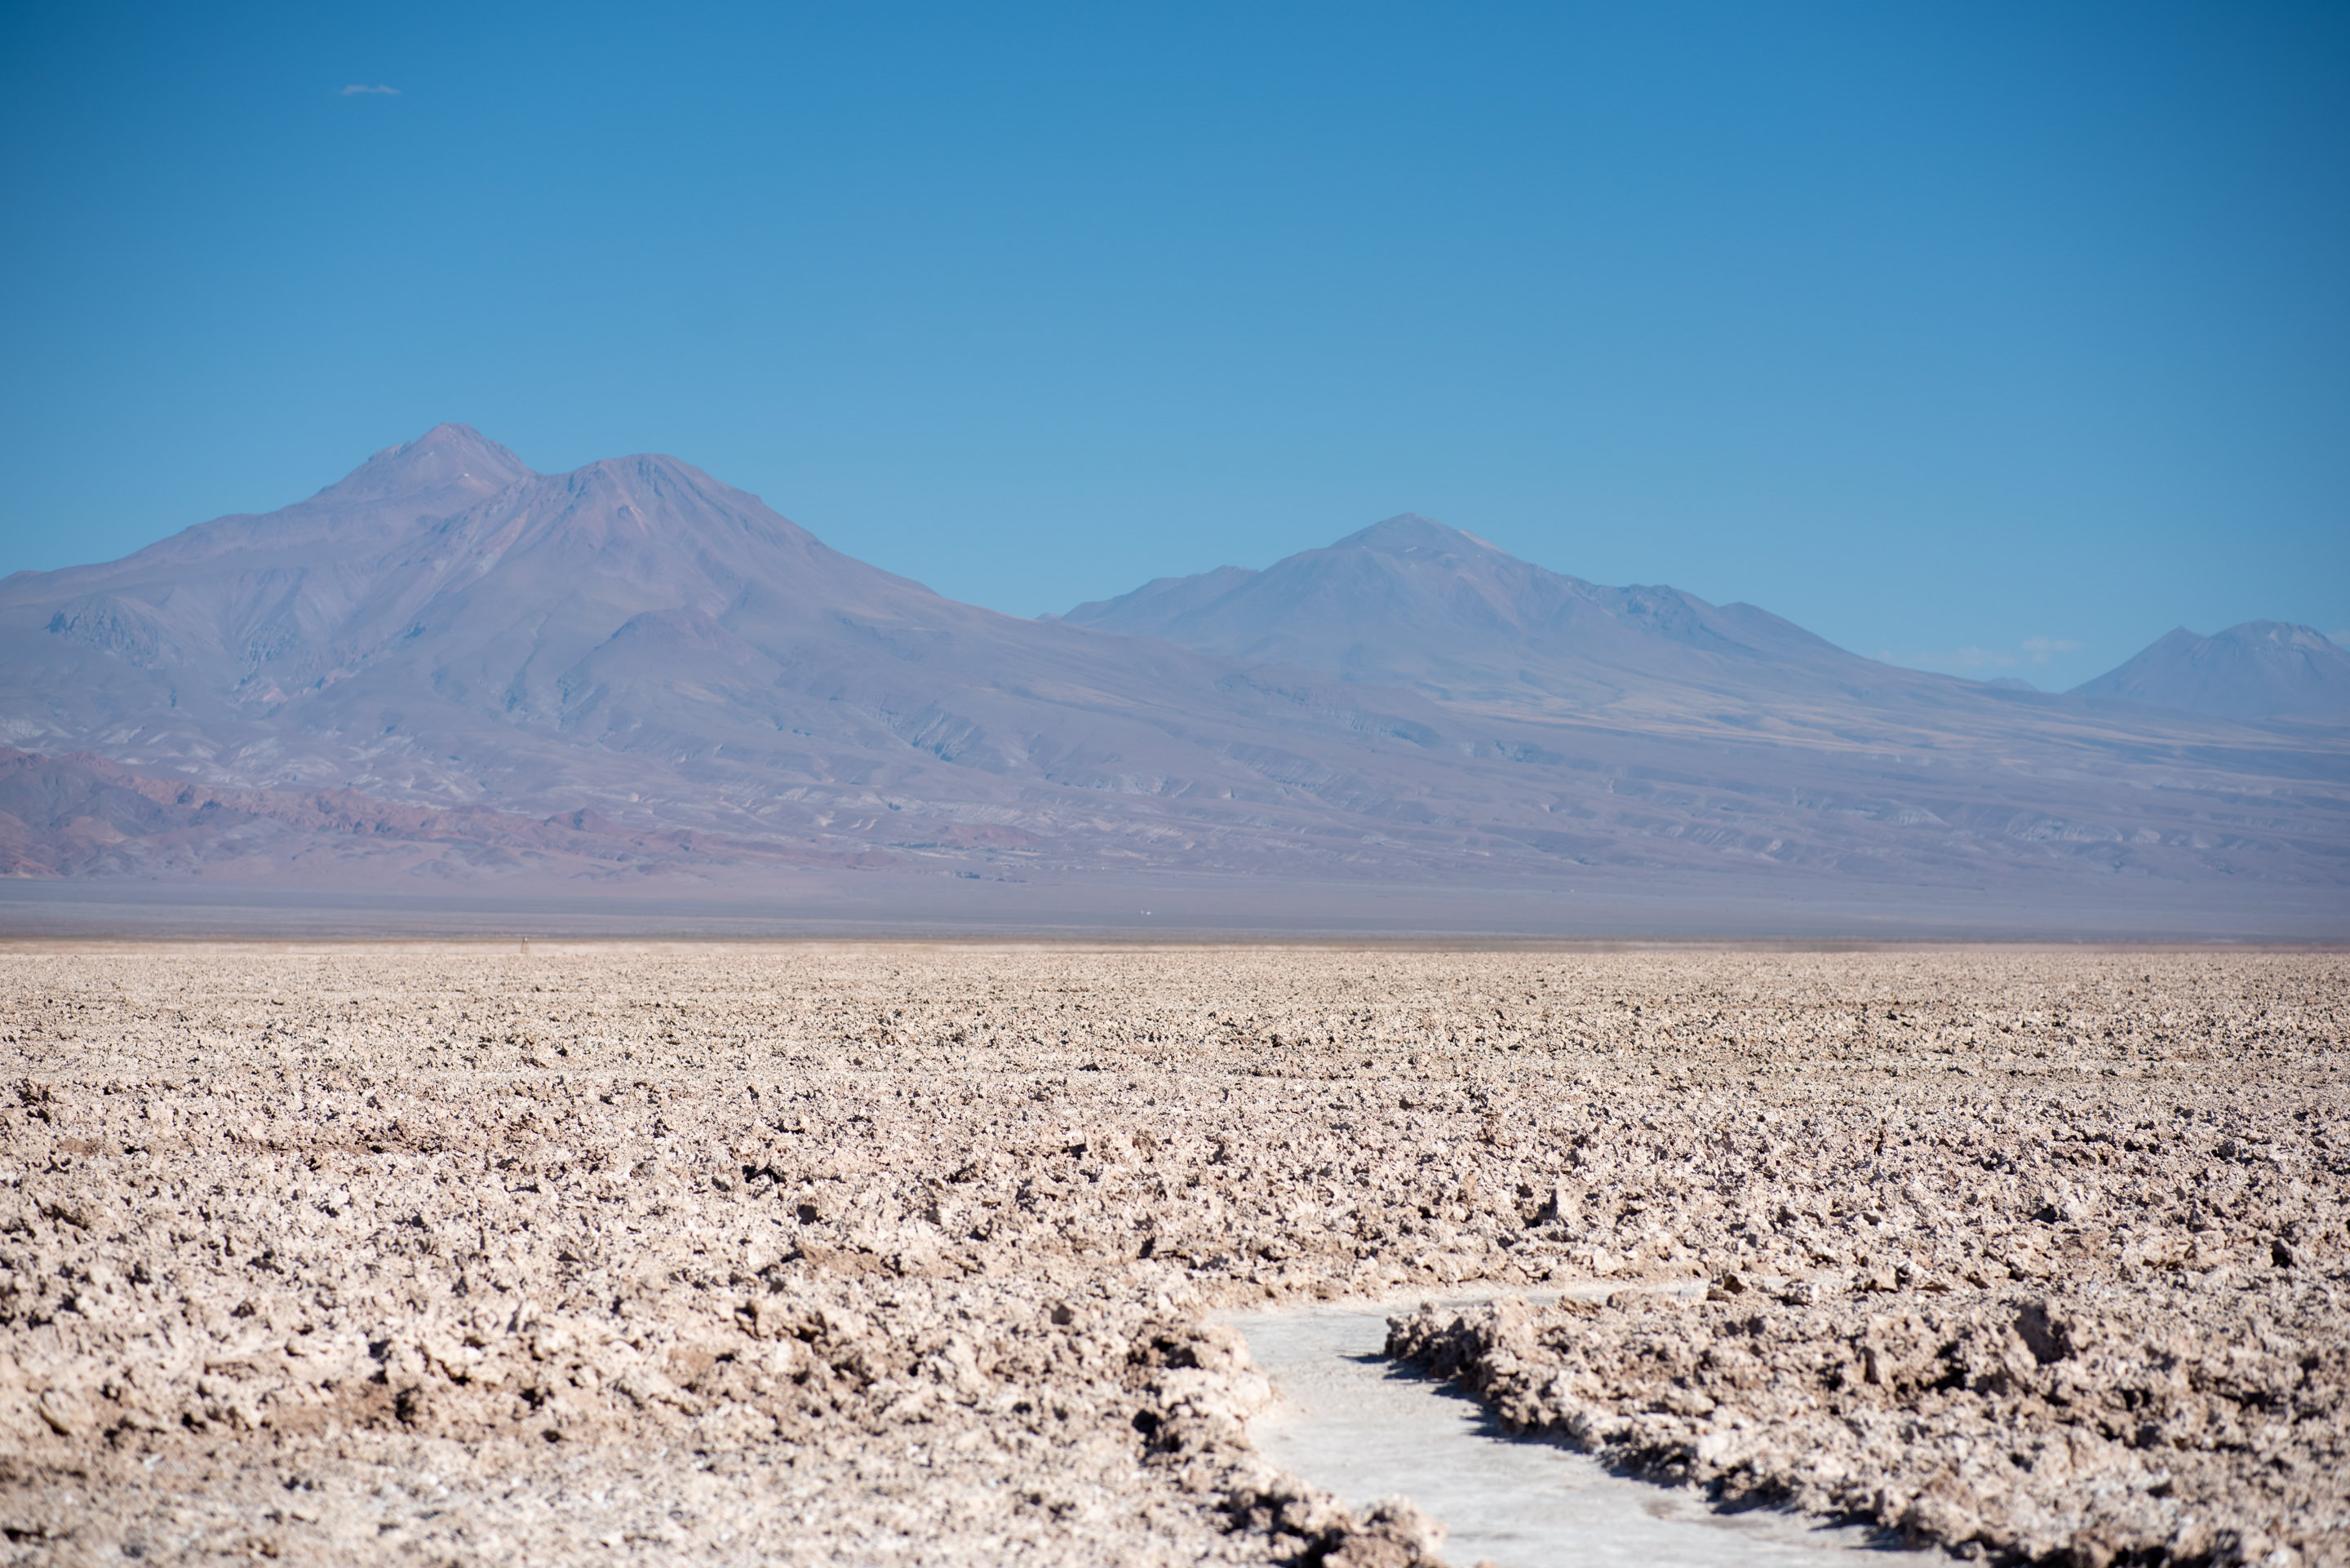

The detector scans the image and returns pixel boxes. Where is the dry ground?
[0,941,2342,1566]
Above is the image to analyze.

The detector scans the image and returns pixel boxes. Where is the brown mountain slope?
[0,746,899,883]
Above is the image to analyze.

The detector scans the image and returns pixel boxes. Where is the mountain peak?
[1331,514,1502,559]
[2225,620,2341,653]
[327,423,534,504]
[2071,621,2350,718]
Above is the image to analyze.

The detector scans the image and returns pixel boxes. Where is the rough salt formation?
[0,941,2339,1566]
[1391,1281,2345,1567]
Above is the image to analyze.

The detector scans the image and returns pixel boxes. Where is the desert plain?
[0,940,2342,1566]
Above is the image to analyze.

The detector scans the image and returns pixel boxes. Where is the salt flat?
[0,942,2340,1566]
[1232,1299,1895,1567]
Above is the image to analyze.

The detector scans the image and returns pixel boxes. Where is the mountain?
[3,427,1514,878]
[2,432,2346,928]
[2069,622,2350,720]
[1062,516,2171,776]
[1058,514,2072,758]
[1062,514,1867,713]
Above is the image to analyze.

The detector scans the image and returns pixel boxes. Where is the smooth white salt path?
[1230,1301,1910,1568]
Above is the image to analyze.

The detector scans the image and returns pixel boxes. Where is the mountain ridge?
[1063,514,2024,725]
[2,431,2344,927]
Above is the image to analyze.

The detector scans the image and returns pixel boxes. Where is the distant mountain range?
[1064,513,2350,724]
[1,426,2343,929]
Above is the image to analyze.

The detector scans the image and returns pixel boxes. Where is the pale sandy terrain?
[0,942,2342,1566]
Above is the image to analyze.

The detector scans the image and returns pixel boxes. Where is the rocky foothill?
[0,941,2339,1566]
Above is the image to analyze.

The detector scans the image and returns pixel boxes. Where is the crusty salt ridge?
[0,941,2340,1565]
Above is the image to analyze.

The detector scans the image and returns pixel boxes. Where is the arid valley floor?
[0,942,2342,1566]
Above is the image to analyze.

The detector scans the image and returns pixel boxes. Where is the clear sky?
[4,2,2344,690]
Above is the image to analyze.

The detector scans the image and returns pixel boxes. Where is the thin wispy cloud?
[340,83,401,96]
[2020,636,2082,665]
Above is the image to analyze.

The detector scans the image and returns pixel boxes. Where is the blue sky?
[3,2,2344,690]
